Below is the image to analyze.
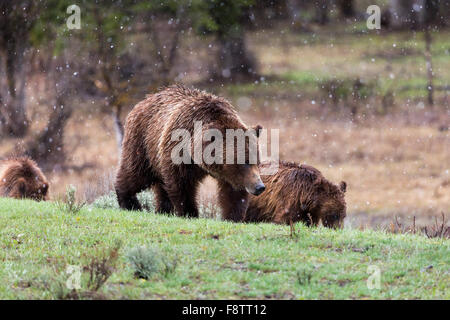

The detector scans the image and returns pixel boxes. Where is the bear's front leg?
[116,190,142,211]
[218,180,249,222]
[301,212,319,227]
[115,157,149,211]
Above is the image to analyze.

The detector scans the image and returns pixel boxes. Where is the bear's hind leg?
[153,184,174,214]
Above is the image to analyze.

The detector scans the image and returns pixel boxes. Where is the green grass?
[0,198,448,299]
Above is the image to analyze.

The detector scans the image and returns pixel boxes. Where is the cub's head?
[318,181,347,229]
[0,158,49,201]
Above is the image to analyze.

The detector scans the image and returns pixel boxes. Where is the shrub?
[389,213,449,239]
[56,185,86,214]
[198,194,221,220]
[126,245,177,280]
[319,78,377,114]
[92,190,220,219]
[84,241,122,292]
[296,266,314,286]
[48,240,122,299]
[91,190,155,211]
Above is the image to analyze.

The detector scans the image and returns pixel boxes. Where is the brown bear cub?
[0,157,49,201]
[115,84,265,221]
[244,161,347,228]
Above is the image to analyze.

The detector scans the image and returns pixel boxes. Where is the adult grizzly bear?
[0,157,49,201]
[115,85,265,221]
[244,161,347,228]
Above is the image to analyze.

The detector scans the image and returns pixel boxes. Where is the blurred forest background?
[0,0,449,229]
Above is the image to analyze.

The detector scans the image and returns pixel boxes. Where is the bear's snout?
[254,183,266,195]
[247,182,266,196]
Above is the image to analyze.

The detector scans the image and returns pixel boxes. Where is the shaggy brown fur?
[115,84,264,221]
[0,157,49,201]
[245,161,347,228]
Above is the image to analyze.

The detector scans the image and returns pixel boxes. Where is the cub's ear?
[339,181,347,193]
[252,124,263,138]
[42,183,49,195]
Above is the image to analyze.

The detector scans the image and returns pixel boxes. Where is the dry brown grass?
[245,107,449,228]
[1,93,448,229]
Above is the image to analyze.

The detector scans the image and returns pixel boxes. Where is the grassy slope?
[0,198,448,299]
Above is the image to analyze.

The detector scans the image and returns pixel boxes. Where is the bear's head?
[0,158,49,201]
[202,123,265,196]
[316,181,347,228]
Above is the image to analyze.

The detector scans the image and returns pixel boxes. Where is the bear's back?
[260,161,323,187]
[127,84,239,135]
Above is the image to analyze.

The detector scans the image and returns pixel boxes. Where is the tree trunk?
[424,0,440,27]
[112,105,124,157]
[0,1,37,138]
[150,16,182,86]
[338,0,355,18]
[389,0,424,29]
[92,7,127,157]
[315,1,329,25]
[423,0,439,107]
[217,32,257,81]
[0,39,29,137]
[25,96,73,167]
[286,0,304,28]
[424,27,434,107]
[24,55,74,169]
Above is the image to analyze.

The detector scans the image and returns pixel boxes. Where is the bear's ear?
[339,181,347,193]
[252,124,263,138]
